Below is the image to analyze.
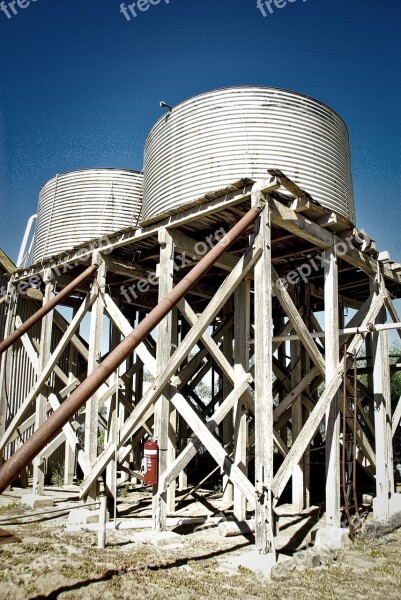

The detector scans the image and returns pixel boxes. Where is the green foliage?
[50,464,64,488]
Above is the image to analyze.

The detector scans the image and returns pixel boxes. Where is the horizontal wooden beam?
[171,232,238,272]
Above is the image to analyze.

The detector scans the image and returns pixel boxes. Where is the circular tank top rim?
[39,168,143,194]
[146,86,350,140]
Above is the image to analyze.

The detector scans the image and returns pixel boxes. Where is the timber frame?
[1,171,401,554]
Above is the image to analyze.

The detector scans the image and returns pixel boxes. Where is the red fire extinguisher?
[143,439,159,486]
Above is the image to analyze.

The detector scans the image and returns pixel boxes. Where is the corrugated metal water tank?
[143,87,355,224]
[32,168,143,263]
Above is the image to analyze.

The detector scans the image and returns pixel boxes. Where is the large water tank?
[32,168,143,263]
[143,87,355,224]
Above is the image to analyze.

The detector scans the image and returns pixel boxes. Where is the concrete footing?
[68,507,109,526]
[21,495,54,509]
[219,550,278,577]
[372,493,401,520]
[314,526,350,549]
[151,531,183,547]
[390,493,401,514]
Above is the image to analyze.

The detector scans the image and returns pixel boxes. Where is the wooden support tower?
[1,172,401,556]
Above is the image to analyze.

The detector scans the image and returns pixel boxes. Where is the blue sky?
[0,0,400,265]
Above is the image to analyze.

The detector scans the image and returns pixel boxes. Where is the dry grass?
[0,518,401,599]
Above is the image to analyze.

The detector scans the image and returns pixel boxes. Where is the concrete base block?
[293,550,321,568]
[314,526,350,549]
[21,495,54,509]
[270,550,321,579]
[372,496,392,521]
[362,493,374,506]
[68,508,109,526]
[151,531,183,547]
[219,550,278,577]
[389,493,401,515]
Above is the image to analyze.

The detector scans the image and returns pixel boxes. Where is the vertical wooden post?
[178,318,188,491]
[153,228,175,531]
[168,307,178,512]
[324,247,341,528]
[64,310,78,485]
[222,302,234,503]
[302,285,311,509]
[97,494,108,549]
[291,334,304,513]
[85,254,106,504]
[0,283,17,466]
[233,279,250,521]
[275,314,288,446]
[372,271,393,519]
[33,271,55,495]
[252,195,275,555]
[105,318,121,497]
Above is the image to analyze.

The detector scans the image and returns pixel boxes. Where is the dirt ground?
[1,488,401,600]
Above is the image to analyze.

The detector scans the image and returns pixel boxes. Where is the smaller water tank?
[32,169,143,263]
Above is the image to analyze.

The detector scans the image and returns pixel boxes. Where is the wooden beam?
[79,238,263,497]
[84,254,106,502]
[171,231,238,272]
[154,229,176,530]
[253,197,275,555]
[268,196,401,286]
[291,336,304,512]
[272,265,325,376]
[160,375,251,492]
[169,381,255,506]
[0,290,96,452]
[324,247,341,529]
[233,280,250,521]
[272,289,386,502]
[384,296,401,343]
[373,279,394,520]
[273,368,319,423]
[15,177,280,280]
[392,396,401,437]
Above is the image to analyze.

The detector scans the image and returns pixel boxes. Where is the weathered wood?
[15,177,279,280]
[0,290,96,451]
[0,284,16,458]
[291,337,304,513]
[324,247,341,529]
[233,280,249,520]
[222,302,234,503]
[268,196,400,286]
[105,315,122,498]
[272,289,386,502]
[273,368,319,423]
[84,255,106,502]
[170,231,238,272]
[33,274,55,494]
[253,197,275,555]
[154,228,175,531]
[79,239,263,497]
[103,293,156,376]
[160,375,251,491]
[272,267,325,376]
[66,328,81,486]
[169,382,256,506]
[384,296,401,343]
[373,282,394,520]
[392,396,401,437]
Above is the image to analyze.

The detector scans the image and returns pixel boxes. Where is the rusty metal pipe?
[0,264,98,357]
[0,205,261,494]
